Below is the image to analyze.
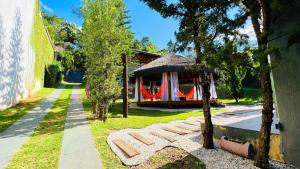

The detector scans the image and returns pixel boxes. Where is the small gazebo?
[132,53,219,108]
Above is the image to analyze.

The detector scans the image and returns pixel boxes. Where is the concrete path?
[0,86,65,169]
[200,105,279,134]
[58,86,102,169]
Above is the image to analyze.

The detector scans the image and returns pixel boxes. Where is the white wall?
[0,0,36,110]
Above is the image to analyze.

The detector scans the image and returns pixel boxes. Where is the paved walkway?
[200,105,279,134]
[58,86,102,169]
[0,86,64,169]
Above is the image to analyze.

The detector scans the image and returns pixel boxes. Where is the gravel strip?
[107,116,295,168]
[191,142,296,169]
[107,118,201,166]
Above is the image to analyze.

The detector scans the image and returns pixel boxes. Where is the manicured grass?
[0,87,55,133]
[220,98,259,105]
[6,86,72,169]
[80,87,223,169]
[220,88,261,105]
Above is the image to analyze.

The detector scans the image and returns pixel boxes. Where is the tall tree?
[43,13,84,71]
[122,54,128,118]
[238,0,296,167]
[217,35,250,103]
[133,37,160,53]
[141,0,239,149]
[167,39,176,53]
[82,0,133,120]
[239,3,274,166]
[140,37,159,52]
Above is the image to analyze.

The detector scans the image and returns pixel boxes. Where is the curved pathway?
[0,86,64,169]
[58,86,102,169]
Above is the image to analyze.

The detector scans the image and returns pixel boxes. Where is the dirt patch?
[131,146,205,169]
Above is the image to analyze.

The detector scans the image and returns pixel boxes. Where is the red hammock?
[175,86,195,99]
[140,81,166,99]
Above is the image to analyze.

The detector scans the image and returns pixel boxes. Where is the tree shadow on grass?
[32,94,70,136]
[79,84,201,119]
[0,86,68,138]
[109,102,198,118]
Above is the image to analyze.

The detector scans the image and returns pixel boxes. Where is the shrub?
[56,71,62,84]
[44,64,60,87]
[216,84,232,99]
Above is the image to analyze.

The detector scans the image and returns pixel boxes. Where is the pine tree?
[141,0,241,149]
[239,0,296,167]
[82,0,133,120]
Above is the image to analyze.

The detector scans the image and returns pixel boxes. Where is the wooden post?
[138,77,141,103]
[153,81,156,101]
[122,54,128,118]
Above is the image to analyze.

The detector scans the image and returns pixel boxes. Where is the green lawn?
[6,86,72,169]
[220,87,261,105]
[80,87,224,169]
[0,87,55,133]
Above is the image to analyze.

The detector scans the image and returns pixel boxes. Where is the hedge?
[44,64,61,87]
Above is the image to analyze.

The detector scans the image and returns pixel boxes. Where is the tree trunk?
[194,39,214,149]
[254,58,274,168]
[235,98,239,103]
[200,72,214,149]
[94,101,101,119]
[122,54,128,118]
[244,1,274,167]
[93,101,108,121]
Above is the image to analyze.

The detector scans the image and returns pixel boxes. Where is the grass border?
[80,86,224,169]
[0,87,55,133]
[6,86,72,169]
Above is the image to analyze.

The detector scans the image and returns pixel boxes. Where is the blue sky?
[40,0,179,49]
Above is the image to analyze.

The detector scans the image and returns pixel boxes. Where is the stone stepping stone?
[160,126,189,135]
[149,131,176,142]
[183,121,200,126]
[113,139,140,158]
[128,132,154,145]
[175,125,200,132]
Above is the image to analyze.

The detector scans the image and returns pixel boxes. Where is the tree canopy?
[43,13,84,71]
[82,0,133,120]
[133,37,160,53]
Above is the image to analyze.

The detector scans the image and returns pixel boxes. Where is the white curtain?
[193,79,197,100]
[139,76,144,101]
[170,72,180,101]
[210,73,218,99]
[197,77,203,100]
[161,72,169,101]
[134,77,138,101]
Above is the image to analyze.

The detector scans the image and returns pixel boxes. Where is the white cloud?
[40,2,54,13]
[238,22,257,45]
